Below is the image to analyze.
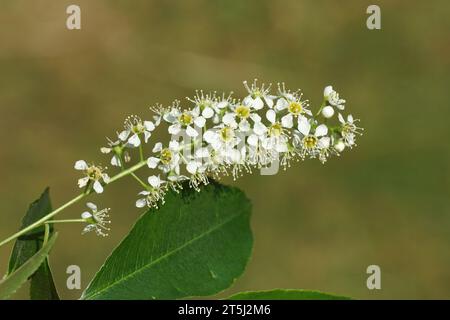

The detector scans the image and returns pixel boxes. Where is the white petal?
[111,155,121,167]
[169,140,179,150]
[250,113,261,122]
[276,142,288,152]
[195,147,210,158]
[204,130,216,144]
[138,190,150,196]
[194,116,206,128]
[102,173,110,184]
[248,134,258,146]
[324,85,333,98]
[144,131,151,143]
[223,113,236,126]
[148,175,161,188]
[86,202,97,211]
[153,142,162,152]
[93,180,104,194]
[135,199,147,208]
[78,177,89,188]
[186,126,199,137]
[266,109,276,124]
[315,124,328,137]
[281,114,293,128]
[118,130,130,142]
[264,96,274,108]
[298,117,311,136]
[348,114,354,123]
[252,97,264,110]
[338,113,345,124]
[186,161,198,175]
[128,134,141,147]
[253,121,267,136]
[275,98,288,111]
[74,160,88,170]
[100,147,111,154]
[147,157,160,169]
[318,136,330,148]
[202,107,214,118]
[239,120,250,132]
[144,121,155,131]
[168,124,181,135]
[81,211,93,219]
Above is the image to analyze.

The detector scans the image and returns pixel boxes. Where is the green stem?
[139,144,144,162]
[315,99,326,117]
[43,223,50,247]
[131,173,149,190]
[0,160,147,248]
[45,219,86,224]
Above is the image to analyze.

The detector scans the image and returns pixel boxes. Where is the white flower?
[118,115,156,147]
[262,109,289,152]
[147,140,182,174]
[338,113,363,147]
[74,160,110,194]
[100,136,130,167]
[135,176,167,209]
[186,90,217,119]
[204,125,240,153]
[164,104,205,138]
[276,85,311,129]
[324,85,345,110]
[81,202,111,237]
[243,80,276,109]
[222,103,262,132]
[296,117,330,158]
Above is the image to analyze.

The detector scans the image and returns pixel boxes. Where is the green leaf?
[0,233,58,300]
[82,181,253,300]
[227,289,351,300]
[7,188,59,300]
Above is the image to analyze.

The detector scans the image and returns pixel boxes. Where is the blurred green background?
[1,0,449,299]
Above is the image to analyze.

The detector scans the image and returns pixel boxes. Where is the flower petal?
[148,175,161,188]
[186,125,199,137]
[128,134,141,147]
[186,161,198,175]
[194,116,206,128]
[298,117,311,136]
[147,157,160,169]
[275,98,288,111]
[144,121,155,131]
[281,114,293,128]
[78,177,89,188]
[202,107,214,118]
[266,109,276,124]
[81,211,93,220]
[93,180,104,194]
[315,124,328,137]
[74,160,88,170]
[86,202,97,211]
[135,198,147,208]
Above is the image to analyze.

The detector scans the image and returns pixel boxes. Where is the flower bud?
[321,106,335,118]
[334,140,345,152]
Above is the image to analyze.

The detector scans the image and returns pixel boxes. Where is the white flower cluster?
[74,80,363,230]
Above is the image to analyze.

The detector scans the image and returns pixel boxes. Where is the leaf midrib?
[83,210,245,299]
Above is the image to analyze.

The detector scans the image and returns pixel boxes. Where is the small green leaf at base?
[82,181,253,300]
[227,289,351,300]
[0,233,58,300]
[7,188,59,300]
